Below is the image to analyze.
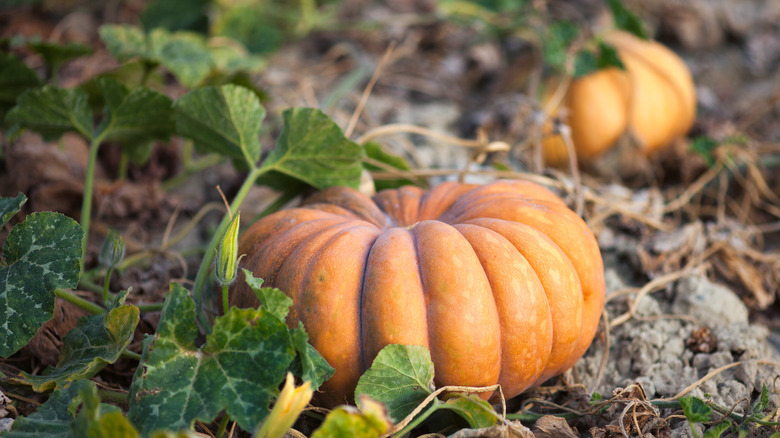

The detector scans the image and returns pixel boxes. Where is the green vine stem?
[222,284,229,316]
[215,414,231,438]
[54,288,104,315]
[98,389,129,406]
[136,302,164,312]
[392,404,440,438]
[102,266,114,305]
[120,350,142,361]
[192,166,265,328]
[118,151,129,181]
[79,132,107,277]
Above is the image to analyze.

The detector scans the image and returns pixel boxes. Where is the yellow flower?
[255,373,313,438]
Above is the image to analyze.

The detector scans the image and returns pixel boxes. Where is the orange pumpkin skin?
[543,31,696,165]
[231,180,605,406]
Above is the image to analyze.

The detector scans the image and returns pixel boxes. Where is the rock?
[672,276,749,327]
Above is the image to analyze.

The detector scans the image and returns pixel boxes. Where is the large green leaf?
[0,192,26,227]
[0,212,84,358]
[0,53,41,124]
[5,85,93,140]
[128,283,295,434]
[242,269,292,321]
[2,380,134,438]
[355,344,435,422]
[174,85,264,167]
[16,302,139,392]
[96,78,174,147]
[241,269,334,390]
[290,324,335,391]
[261,107,365,189]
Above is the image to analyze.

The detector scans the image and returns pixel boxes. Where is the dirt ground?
[1,0,780,436]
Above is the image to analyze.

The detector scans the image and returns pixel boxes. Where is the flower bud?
[215,212,241,285]
[99,230,125,269]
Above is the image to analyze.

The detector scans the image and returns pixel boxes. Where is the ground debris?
[532,415,579,438]
[449,421,534,438]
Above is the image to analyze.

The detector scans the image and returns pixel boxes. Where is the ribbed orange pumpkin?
[543,30,697,165]
[231,180,605,406]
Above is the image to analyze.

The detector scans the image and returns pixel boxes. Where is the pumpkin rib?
[361,227,429,371]
[232,217,353,309]
[463,218,582,384]
[373,185,425,227]
[455,223,553,397]
[303,186,392,229]
[237,208,347,258]
[295,224,381,407]
[412,220,502,392]
[417,181,480,221]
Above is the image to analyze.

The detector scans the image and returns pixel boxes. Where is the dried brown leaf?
[532,415,578,438]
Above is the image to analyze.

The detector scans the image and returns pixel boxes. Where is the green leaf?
[240,269,334,390]
[311,397,391,438]
[28,40,93,74]
[0,53,41,124]
[754,384,770,414]
[71,382,138,438]
[5,85,93,140]
[573,50,598,78]
[0,212,83,358]
[363,141,415,191]
[99,25,149,63]
[606,0,648,39]
[261,107,366,190]
[690,136,720,166]
[15,303,139,392]
[2,380,133,438]
[99,25,215,88]
[0,192,26,227]
[128,283,295,434]
[596,41,625,70]
[679,396,712,423]
[174,85,264,167]
[573,42,625,78]
[355,344,435,421]
[290,323,335,390]
[442,394,498,428]
[212,4,284,55]
[147,29,214,88]
[140,0,210,33]
[703,420,733,438]
[242,269,292,321]
[542,20,580,72]
[96,78,174,149]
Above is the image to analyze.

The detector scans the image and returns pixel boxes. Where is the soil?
[1,0,779,436]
